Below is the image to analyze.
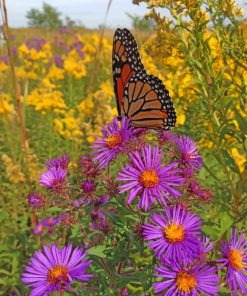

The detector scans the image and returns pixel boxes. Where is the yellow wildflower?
[54,109,83,143]
[99,80,114,98]
[0,61,8,73]
[112,107,118,117]
[87,135,96,143]
[18,43,29,59]
[27,89,67,112]
[0,93,14,114]
[2,154,25,184]
[64,49,86,79]
[47,64,65,81]
[176,110,186,125]
[16,66,39,80]
[77,94,95,117]
[231,148,246,173]
[23,142,42,182]
[41,77,56,89]
[140,48,164,80]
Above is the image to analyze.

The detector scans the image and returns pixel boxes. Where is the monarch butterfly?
[112,28,176,129]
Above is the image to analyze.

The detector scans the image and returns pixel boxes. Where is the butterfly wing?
[121,72,176,129]
[112,28,146,116]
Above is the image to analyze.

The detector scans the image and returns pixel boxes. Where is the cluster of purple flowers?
[25,37,46,51]
[22,116,247,295]
[90,116,247,295]
[53,54,64,68]
[34,216,60,236]
[53,33,85,59]
[23,152,95,295]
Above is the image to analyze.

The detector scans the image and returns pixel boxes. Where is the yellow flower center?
[164,223,185,243]
[139,169,159,188]
[228,249,244,270]
[176,270,197,292]
[47,218,54,226]
[37,225,44,232]
[105,134,122,149]
[47,265,69,284]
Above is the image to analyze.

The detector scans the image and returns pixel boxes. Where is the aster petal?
[127,187,142,204]
[29,284,50,296]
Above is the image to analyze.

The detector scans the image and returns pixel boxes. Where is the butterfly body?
[112,28,176,130]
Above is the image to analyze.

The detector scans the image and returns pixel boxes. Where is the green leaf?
[234,107,247,132]
[220,212,233,234]
[202,225,221,240]
[220,149,238,173]
[88,245,106,258]
[70,223,80,238]
[0,269,10,275]
[47,206,63,212]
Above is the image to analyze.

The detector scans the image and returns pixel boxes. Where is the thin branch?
[1,0,26,146]
[87,0,112,94]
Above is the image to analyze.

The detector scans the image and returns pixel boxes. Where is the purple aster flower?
[0,54,9,65]
[189,179,213,203]
[78,194,109,207]
[34,222,45,236]
[81,179,95,194]
[79,155,92,168]
[159,130,177,145]
[117,145,185,211]
[25,37,46,51]
[92,116,133,168]
[12,46,17,55]
[8,291,17,296]
[198,236,214,260]
[143,205,202,260]
[69,39,85,58]
[78,196,90,206]
[79,155,98,176]
[43,217,60,234]
[217,228,247,295]
[40,167,67,191]
[46,154,70,170]
[76,48,84,58]
[53,54,64,68]
[10,34,15,41]
[59,27,70,34]
[175,135,202,170]
[21,244,93,295]
[59,212,73,227]
[154,258,219,295]
[91,209,111,234]
[180,167,195,180]
[94,195,109,207]
[73,199,82,207]
[133,222,145,241]
[43,217,60,228]
[119,287,129,295]
[27,193,45,209]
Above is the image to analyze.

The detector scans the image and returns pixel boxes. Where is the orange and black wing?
[122,72,176,129]
[112,28,146,117]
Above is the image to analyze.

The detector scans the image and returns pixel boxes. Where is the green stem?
[59,287,63,296]
[99,258,115,281]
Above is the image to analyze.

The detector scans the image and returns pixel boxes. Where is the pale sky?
[5,0,149,28]
[3,0,247,28]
